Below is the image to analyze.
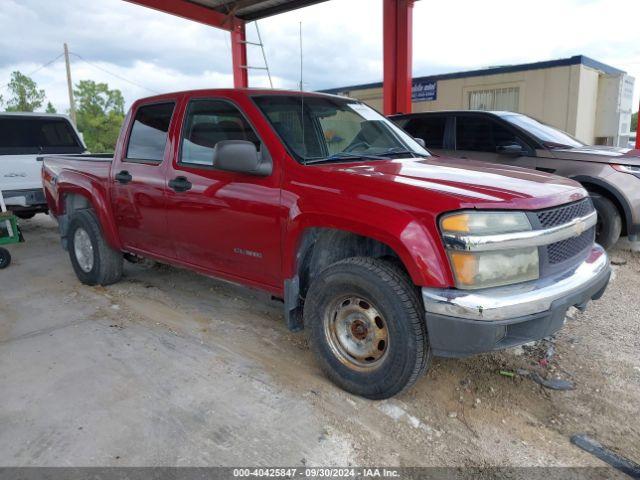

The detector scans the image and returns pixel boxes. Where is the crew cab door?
[451,114,537,169]
[164,97,281,288]
[110,101,176,257]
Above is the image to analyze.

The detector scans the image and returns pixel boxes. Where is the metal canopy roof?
[186,0,328,21]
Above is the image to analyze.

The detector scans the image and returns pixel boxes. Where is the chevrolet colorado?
[42,89,611,399]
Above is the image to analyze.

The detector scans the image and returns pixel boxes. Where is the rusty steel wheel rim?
[323,295,389,370]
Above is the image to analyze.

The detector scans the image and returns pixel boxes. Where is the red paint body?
[42,89,588,297]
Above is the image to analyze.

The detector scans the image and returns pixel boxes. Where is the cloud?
[0,0,638,114]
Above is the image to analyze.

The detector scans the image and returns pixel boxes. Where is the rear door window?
[0,116,84,155]
[126,102,175,162]
[401,116,446,149]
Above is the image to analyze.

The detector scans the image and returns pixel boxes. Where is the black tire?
[304,257,430,399]
[15,212,36,220]
[68,209,123,286]
[0,248,11,269]
[590,193,622,249]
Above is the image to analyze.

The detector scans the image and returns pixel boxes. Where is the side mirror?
[496,143,525,156]
[413,137,426,148]
[212,140,272,176]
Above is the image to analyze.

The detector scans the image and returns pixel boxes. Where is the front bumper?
[422,245,610,357]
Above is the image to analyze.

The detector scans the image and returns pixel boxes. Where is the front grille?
[537,197,593,228]
[547,227,595,264]
[535,198,596,273]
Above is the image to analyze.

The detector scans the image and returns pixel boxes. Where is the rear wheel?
[0,248,11,269]
[590,193,621,249]
[68,210,123,285]
[304,257,430,399]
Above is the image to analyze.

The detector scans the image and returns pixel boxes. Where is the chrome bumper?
[422,245,610,322]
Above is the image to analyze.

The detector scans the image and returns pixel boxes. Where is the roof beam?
[124,0,241,30]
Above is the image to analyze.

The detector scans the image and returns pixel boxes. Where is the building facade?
[322,55,635,147]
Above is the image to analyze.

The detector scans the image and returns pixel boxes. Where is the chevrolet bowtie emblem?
[575,220,586,235]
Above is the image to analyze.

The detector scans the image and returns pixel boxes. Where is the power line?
[0,53,65,91]
[69,52,161,94]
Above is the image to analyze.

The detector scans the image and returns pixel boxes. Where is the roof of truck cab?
[134,88,352,103]
[0,112,74,120]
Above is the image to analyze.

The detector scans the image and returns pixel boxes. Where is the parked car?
[42,90,610,399]
[0,112,85,219]
[392,110,640,249]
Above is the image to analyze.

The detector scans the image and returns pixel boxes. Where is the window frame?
[177,97,266,171]
[123,100,177,165]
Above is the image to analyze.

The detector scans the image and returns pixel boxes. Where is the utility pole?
[63,43,77,126]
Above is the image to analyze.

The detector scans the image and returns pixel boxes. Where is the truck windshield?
[501,113,585,149]
[0,116,84,156]
[253,95,429,164]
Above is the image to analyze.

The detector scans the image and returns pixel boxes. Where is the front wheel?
[68,210,123,286]
[590,193,622,249]
[15,212,36,220]
[304,257,430,399]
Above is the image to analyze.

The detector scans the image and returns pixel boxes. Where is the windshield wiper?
[377,147,419,158]
[303,151,388,165]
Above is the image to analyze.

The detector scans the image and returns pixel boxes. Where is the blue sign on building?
[412,80,437,102]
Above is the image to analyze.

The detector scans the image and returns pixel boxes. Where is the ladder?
[240,22,273,88]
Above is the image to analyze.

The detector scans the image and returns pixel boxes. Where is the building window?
[469,87,520,112]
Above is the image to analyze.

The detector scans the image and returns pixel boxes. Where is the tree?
[45,102,57,114]
[3,71,46,112]
[74,80,125,152]
[632,111,638,133]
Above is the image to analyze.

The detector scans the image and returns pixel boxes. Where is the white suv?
[0,113,85,218]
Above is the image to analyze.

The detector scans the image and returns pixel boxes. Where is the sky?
[0,0,639,113]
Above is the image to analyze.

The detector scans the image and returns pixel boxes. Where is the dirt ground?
[1,215,638,472]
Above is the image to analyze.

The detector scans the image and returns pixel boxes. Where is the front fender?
[284,211,452,288]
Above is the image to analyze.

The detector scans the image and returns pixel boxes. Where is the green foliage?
[3,71,46,112]
[632,111,638,133]
[45,102,57,114]
[74,80,125,153]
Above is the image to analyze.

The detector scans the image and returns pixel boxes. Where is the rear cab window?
[126,102,175,163]
[0,116,84,155]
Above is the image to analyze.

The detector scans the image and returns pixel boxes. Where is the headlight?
[440,211,539,289]
[612,164,640,175]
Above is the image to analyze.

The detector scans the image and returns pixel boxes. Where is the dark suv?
[392,110,640,249]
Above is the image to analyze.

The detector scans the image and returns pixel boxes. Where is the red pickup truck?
[42,89,611,399]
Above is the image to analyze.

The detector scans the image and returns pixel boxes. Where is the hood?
[316,156,586,211]
[548,145,640,165]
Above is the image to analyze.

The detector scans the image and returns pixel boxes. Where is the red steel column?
[383,0,414,115]
[636,102,640,149]
[231,22,248,88]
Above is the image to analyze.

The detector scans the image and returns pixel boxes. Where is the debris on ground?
[499,370,515,378]
[571,434,640,478]
[611,258,628,266]
[517,369,575,391]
